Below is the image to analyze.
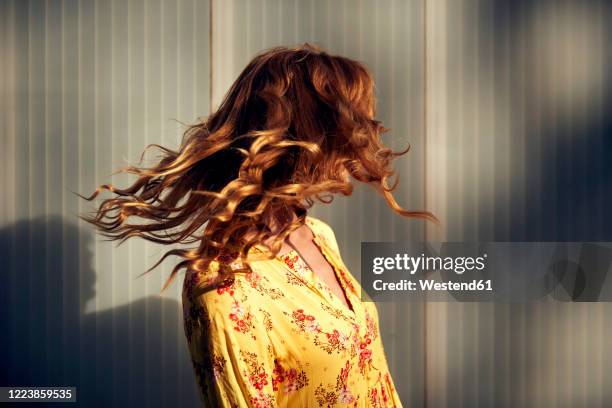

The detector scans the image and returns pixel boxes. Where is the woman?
[81,43,436,407]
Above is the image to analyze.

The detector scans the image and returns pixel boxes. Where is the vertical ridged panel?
[0,0,209,406]
[425,0,612,407]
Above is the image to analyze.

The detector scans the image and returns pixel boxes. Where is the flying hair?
[77,43,438,292]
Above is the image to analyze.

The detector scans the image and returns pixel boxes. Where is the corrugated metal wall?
[1,0,209,406]
[424,1,612,407]
[1,0,611,406]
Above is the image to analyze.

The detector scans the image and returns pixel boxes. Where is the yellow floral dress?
[182,216,402,407]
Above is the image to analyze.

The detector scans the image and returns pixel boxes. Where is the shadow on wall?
[0,215,200,407]
[479,0,612,241]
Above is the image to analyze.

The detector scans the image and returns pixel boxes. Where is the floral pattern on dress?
[272,360,309,393]
[283,307,355,356]
[182,216,402,408]
[245,269,286,300]
[280,251,341,304]
[315,360,359,407]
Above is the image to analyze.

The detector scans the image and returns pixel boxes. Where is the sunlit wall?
[1,0,611,406]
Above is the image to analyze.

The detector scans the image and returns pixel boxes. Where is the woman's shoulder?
[305,215,341,252]
[305,214,331,229]
[305,215,336,239]
[182,259,284,314]
[183,261,242,303]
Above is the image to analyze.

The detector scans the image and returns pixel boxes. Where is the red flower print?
[338,269,356,294]
[282,254,299,270]
[358,335,374,374]
[250,371,268,390]
[370,388,377,402]
[246,270,262,288]
[272,360,308,394]
[381,383,389,403]
[291,309,321,333]
[326,329,340,341]
[338,386,356,404]
[339,360,351,382]
[250,392,274,408]
[365,311,378,341]
[216,280,235,296]
[228,300,255,335]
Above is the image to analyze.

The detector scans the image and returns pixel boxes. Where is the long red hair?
[79,43,437,291]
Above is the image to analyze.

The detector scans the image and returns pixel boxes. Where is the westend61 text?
[373,279,493,291]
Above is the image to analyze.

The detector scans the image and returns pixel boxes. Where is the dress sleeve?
[183,267,278,408]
